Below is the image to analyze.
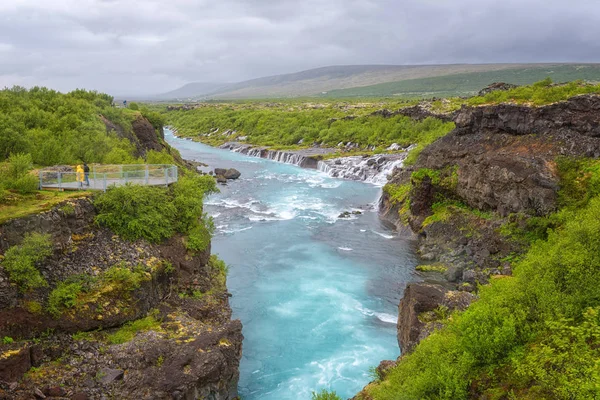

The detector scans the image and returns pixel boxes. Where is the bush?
[367,194,600,398]
[311,389,342,400]
[94,184,177,243]
[1,233,52,291]
[0,153,38,194]
[47,282,83,317]
[100,264,148,291]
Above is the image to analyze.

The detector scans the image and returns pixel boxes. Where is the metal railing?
[39,164,178,191]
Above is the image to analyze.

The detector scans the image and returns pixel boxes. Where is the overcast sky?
[1,0,599,95]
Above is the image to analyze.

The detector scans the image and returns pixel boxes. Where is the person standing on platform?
[83,163,90,186]
[76,164,84,188]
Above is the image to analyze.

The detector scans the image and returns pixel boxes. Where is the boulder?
[214,168,227,176]
[397,283,448,354]
[224,168,241,180]
[97,368,124,385]
[216,175,227,184]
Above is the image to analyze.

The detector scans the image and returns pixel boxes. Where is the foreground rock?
[0,199,242,400]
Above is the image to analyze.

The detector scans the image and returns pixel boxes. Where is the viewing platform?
[39,164,178,191]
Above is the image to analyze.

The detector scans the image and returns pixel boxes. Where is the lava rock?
[214,168,227,176]
[224,168,241,180]
[97,368,124,385]
[216,175,227,184]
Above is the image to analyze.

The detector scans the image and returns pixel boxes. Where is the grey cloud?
[0,0,599,95]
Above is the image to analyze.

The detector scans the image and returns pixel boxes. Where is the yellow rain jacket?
[76,165,84,182]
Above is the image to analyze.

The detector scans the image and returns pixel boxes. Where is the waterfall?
[317,152,410,186]
[220,141,411,186]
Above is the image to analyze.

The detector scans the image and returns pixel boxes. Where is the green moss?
[2,336,13,345]
[1,233,52,291]
[415,264,448,273]
[58,203,75,215]
[25,300,43,314]
[382,183,411,205]
[411,168,441,185]
[107,313,162,345]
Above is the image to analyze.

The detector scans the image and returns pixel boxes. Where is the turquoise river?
[166,129,417,399]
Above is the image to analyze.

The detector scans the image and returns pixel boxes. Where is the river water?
[165,129,417,399]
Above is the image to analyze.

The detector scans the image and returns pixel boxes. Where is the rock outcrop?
[0,199,242,400]
[477,82,518,96]
[100,115,165,157]
[381,94,600,355]
[418,94,600,216]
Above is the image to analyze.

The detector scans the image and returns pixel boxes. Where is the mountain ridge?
[155,63,600,100]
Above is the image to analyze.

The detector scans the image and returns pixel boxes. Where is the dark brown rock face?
[131,116,163,154]
[454,94,600,139]
[0,199,242,400]
[477,82,518,97]
[418,95,600,216]
[100,115,165,157]
[397,283,448,354]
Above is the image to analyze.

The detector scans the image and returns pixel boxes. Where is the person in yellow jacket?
[76,164,84,188]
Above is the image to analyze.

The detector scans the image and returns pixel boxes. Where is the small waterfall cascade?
[317,152,410,186]
[220,142,411,186]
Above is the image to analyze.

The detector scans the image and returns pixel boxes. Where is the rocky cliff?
[0,197,241,398]
[380,94,600,357]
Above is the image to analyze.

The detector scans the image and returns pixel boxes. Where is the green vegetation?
[0,191,90,224]
[1,233,52,291]
[94,174,216,249]
[2,336,13,345]
[323,65,600,98]
[415,264,448,273]
[0,87,146,166]
[164,102,454,160]
[0,86,173,224]
[47,263,153,318]
[107,313,162,344]
[0,153,39,195]
[432,79,600,113]
[367,162,600,399]
[382,183,411,205]
[311,389,343,400]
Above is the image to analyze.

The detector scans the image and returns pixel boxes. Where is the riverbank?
[356,93,600,399]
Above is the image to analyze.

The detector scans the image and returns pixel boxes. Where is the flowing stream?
[166,129,418,399]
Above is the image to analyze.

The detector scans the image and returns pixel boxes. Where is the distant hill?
[155,82,231,100]
[321,64,600,98]
[207,64,542,99]
[158,64,600,100]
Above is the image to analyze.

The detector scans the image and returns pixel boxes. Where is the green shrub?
[367,194,600,398]
[95,176,216,247]
[94,184,177,243]
[311,389,342,400]
[0,153,38,194]
[2,336,13,345]
[185,223,212,251]
[145,150,175,165]
[511,307,600,399]
[1,233,52,291]
[47,282,83,317]
[100,264,148,291]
